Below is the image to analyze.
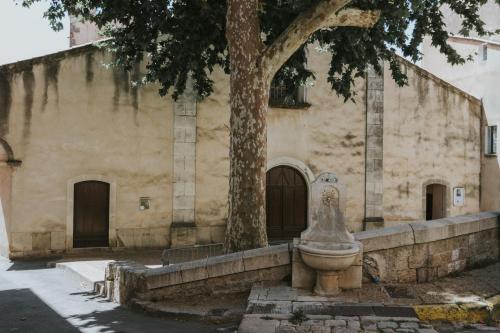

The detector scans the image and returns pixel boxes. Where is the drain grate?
[384,285,416,299]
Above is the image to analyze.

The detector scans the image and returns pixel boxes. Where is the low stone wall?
[357,211,500,283]
[106,244,292,305]
[105,212,500,305]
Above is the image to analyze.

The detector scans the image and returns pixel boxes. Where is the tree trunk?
[224,0,269,252]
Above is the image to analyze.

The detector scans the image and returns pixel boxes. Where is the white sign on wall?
[453,187,465,206]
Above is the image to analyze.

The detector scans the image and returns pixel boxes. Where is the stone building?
[420,0,500,211]
[0,40,487,259]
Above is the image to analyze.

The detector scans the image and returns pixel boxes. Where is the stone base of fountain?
[292,238,364,295]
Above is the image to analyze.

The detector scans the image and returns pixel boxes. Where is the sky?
[0,1,69,65]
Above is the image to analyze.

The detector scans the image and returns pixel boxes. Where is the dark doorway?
[73,181,110,248]
[425,184,446,220]
[266,166,307,241]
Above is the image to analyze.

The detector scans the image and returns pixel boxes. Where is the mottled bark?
[261,0,380,77]
[223,0,381,252]
[224,0,269,252]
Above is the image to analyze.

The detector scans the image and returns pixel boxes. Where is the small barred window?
[269,82,308,108]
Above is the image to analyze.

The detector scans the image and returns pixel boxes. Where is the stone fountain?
[292,172,363,296]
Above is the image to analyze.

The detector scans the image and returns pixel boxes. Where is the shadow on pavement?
[66,308,236,333]
[0,288,80,333]
[5,259,55,271]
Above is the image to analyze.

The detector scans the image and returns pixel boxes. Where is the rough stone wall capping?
[355,211,500,252]
[0,43,99,73]
[355,224,415,252]
[140,242,292,290]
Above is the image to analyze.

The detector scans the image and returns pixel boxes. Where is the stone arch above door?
[66,175,117,250]
[267,157,315,187]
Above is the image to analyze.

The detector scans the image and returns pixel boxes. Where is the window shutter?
[492,126,497,154]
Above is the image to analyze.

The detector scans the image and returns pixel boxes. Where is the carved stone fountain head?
[297,172,360,296]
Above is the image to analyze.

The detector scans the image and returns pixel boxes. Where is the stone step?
[51,260,111,296]
[247,299,418,318]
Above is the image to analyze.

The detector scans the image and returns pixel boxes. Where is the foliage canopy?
[23,0,500,101]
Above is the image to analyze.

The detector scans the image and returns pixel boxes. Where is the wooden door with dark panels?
[266,166,307,241]
[73,181,110,248]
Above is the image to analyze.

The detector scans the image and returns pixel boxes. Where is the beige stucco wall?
[0,44,484,258]
[421,38,500,212]
[383,61,482,223]
[1,47,174,257]
[194,48,367,235]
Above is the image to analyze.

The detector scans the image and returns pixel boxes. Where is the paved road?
[0,257,237,333]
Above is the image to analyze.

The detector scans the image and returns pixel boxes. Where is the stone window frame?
[66,174,117,250]
[267,157,315,227]
[421,179,451,220]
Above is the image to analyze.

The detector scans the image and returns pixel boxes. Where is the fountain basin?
[298,242,360,271]
[298,241,360,296]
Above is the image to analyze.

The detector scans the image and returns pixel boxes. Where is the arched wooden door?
[266,166,307,241]
[73,181,110,248]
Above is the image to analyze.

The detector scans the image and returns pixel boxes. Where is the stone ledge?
[207,251,244,278]
[179,258,208,283]
[142,244,291,290]
[355,212,500,251]
[410,212,500,244]
[243,244,291,271]
[355,224,414,252]
[143,264,182,290]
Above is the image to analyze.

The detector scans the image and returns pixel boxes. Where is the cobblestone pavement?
[239,264,500,333]
[433,322,500,332]
[247,263,500,307]
[239,314,438,333]
[277,315,436,333]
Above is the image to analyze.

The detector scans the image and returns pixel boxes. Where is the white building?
[420,0,500,210]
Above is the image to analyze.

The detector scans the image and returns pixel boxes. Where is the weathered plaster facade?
[383,60,482,223]
[420,1,500,212]
[0,44,484,258]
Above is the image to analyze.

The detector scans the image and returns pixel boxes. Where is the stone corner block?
[410,214,482,244]
[238,315,279,333]
[291,254,315,290]
[179,258,208,283]
[206,252,244,278]
[170,222,197,248]
[143,264,183,289]
[339,265,362,289]
[243,244,291,272]
[354,224,414,252]
[50,231,66,250]
[476,211,500,231]
[11,232,33,252]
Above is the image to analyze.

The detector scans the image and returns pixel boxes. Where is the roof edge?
[394,54,482,106]
[0,42,101,74]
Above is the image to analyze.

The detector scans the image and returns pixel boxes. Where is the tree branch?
[324,8,381,28]
[260,0,380,81]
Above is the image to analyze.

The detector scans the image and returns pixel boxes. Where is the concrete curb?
[413,296,500,323]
